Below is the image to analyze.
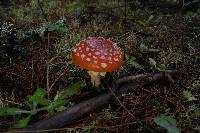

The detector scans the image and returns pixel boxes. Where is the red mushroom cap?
[72,37,123,72]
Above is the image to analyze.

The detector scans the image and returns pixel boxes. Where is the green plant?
[149,58,157,68]
[137,43,166,71]
[127,57,143,70]
[139,43,160,53]
[186,8,200,17]
[47,23,67,33]
[0,81,85,128]
[183,90,197,101]
[154,115,180,133]
[187,79,200,90]
[64,1,83,16]
[182,79,200,102]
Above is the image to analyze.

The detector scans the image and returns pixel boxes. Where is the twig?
[3,99,23,106]
[48,55,59,64]
[46,33,50,99]
[11,121,147,133]
[49,67,68,91]
[108,86,135,118]
[37,0,48,22]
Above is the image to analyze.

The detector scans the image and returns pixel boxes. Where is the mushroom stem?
[87,71,106,87]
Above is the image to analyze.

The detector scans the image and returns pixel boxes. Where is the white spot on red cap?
[86,47,90,51]
[92,56,97,59]
[108,61,112,64]
[100,55,106,59]
[101,63,107,68]
[98,37,104,40]
[86,58,91,61]
[114,58,119,62]
[73,48,77,52]
[88,53,92,56]
[113,43,118,49]
[95,51,100,55]
[100,50,104,53]
[81,54,85,60]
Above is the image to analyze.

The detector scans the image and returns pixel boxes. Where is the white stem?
[88,71,106,87]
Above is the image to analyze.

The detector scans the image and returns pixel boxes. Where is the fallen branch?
[14,71,177,132]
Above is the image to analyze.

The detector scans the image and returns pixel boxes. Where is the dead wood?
[15,71,177,132]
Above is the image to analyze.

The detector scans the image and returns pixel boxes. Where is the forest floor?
[0,0,200,132]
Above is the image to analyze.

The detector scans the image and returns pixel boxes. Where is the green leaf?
[47,24,56,32]
[55,106,66,112]
[139,44,159,53]
[45,81,85,111]
[128,57,143,70]
[139,44,148,52]
[48,81,85,110]
[158,63,166,71]
[64,2,82,16]
[194,127,200,132]
[13,115,32,128]
[154,115,180,133]
[64,2,82,10]
[64,81,85,98]
[47,24,67,33]
[137,20,146,27]
[147,15,154,22]
[189,80,200,90]
[149,58,157,67]
[56,25,67,33]
[0,107,25,116]
[148,48,160,52]
[28,88,49,109]
[183,90,197,101]
[47,99,68,110]
[195,108,200,116]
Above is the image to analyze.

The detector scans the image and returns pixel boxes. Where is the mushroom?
[72,37,123,87]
